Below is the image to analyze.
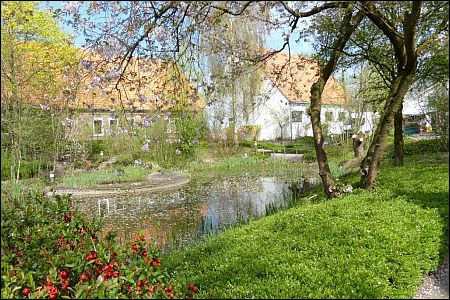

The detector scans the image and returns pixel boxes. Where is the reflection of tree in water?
[72,191,206,250]
[72,175,310,251]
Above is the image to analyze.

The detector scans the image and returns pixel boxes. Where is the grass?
[163,139,448,299]
[60,165,152,188]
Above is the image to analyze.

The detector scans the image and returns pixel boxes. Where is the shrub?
[1,193,197,299]
[1,153,51,181]
[237,125,261,141]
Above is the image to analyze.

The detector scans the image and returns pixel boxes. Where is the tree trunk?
[307,7,364,198]
[360,73,414,189]
[393,102,404,166]
[310,79,339,198]
[352,133,365,158]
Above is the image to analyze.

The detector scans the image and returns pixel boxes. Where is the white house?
[205,51,378,141]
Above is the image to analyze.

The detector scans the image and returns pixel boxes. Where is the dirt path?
[414,255,449,299]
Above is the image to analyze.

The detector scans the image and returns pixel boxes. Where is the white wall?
[205,78,378,141]
[247,79,291,140]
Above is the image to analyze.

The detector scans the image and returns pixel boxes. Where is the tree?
[58,1,448,196]
[1,1,79,182]
[58,1,364,197]
[357,1,448,188]
[416,27,449,151]
[197,12,268,146]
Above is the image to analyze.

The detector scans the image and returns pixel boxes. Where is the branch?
[416,1,448,37]
[280,1,349,17]
[359,2,406,68]
[417,13,449,55]
[210,1,253,16]
[322,7,365,80]
[115,1,176,90]
[346,35,396,79]
[403,1,422,63]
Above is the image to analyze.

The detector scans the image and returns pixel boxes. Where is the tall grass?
[61,165,151,188]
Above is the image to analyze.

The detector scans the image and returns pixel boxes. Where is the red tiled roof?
[73,55,206,111]
[263,51,347,105]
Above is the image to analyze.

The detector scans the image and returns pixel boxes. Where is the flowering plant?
[1,193,198,299]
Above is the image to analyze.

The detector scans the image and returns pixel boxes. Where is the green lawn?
[163,140,449,299]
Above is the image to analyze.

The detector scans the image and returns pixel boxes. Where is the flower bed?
[1,193,197,299]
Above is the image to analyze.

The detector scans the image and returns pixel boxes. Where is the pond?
[72,168,320,252]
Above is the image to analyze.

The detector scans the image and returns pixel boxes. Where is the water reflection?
[72,175,312,252]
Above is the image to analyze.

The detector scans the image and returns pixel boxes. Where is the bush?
[237,125,261,141]
[1,153,51,181]
[1,193,198,299]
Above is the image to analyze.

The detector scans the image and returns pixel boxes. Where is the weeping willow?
[197,9,269,144]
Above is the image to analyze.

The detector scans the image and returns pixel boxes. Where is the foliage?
[174,111,207,156]
[1,1,80,182]
[164,147,448,298]
[60,166,152,188]
[237,125,261,142]
[1,192,198,299]
[1,152,51,181]
[427,85,449,152]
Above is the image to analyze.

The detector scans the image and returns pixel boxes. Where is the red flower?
[59,270,69,280]
[187,284,198,293]
[168,292,175,298]
[46,283,58,299]
[168,284,174,292]
[78,228,87,234]
[80,273,89,282]
[85,251,98,261]
[137,280,145,288]
[148,285,155,295]
[61,279,70,291]
[64,214,72,223]
[22,287,31,297]
[151,257,160,267]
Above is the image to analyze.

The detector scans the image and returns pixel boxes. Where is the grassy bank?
[163,140,448,298]
[60,165,152,188]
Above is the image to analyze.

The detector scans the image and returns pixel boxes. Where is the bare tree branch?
[210,1,254,16]
[280,1,349,17]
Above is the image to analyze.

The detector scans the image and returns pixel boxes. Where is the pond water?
[72,170,320,252]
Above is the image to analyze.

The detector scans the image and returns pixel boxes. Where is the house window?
[109,118,118,131]
[291,111,303,122]
[338,112,346,121]
[93,118,103,136]
[325,111,334,122]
